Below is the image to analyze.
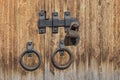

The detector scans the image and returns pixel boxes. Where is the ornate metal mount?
[19,41,42,71]
[38,10,79,34]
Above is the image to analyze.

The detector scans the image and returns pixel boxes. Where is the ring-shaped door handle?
[19,41,41,71]
[51,40,74,70]
[20,49,41,71]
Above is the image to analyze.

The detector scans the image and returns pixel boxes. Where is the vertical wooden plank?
[0,0,17,80]
[59,0,67,80]
[44,0,60,80]
[0,1,5,80]
[97,0,116,80]
[12,0,20,79]
[76,0,86,80]
[33,0,45,80]
[44,0,54,80]
[53,0,61,80]
[86,0,102,80]
[57,0,78,80]
[112,0,120,80]
[36,0,45,80]
[17,0,29,80]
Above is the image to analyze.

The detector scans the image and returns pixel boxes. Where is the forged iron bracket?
[38,10,79,34]
[59,40,65,56]
[27,41,33,57]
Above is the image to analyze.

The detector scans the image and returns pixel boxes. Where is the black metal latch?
[38,10,80,46]
[38,10,79,34]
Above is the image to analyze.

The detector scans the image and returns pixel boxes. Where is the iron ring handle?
[19,49,41,71]
[51,48,73,70]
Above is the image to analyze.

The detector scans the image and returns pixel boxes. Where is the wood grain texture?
[0,0,120,80]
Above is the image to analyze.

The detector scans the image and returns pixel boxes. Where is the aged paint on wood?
[0,0,120,80]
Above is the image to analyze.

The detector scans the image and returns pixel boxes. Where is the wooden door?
[0,0,120,80]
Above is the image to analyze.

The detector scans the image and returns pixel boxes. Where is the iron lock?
[64,22,80,46]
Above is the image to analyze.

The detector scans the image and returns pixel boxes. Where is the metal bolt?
[40,13,43,16]
[54,28,57,30]
[65,12,70,16]
[54,12,58,16]
[40,29,45,33]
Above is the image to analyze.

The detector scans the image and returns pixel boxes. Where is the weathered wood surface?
[0,0,120,80]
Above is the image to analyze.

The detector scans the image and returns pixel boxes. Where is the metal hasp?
[51,40,74,70]
[19,41,42,71]
[38,10,80,46]
[38,10,79,33]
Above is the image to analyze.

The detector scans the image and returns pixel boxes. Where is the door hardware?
[38,10,80,46]
[19,41,42,71]
[38,10,79,33]
[64,22,80,46]
[51,40,74,70]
